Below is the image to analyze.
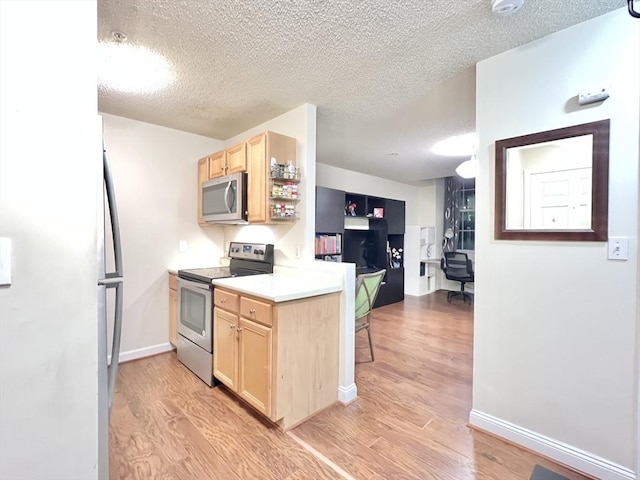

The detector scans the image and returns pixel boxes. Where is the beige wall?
[0,1,101,478]
[472,8,639,478]
[316,163,421,224]
[101,114,225,356]
[101,105,320,355]
[223,104,317,263]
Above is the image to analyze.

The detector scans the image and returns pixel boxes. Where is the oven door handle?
[178,277,212,291]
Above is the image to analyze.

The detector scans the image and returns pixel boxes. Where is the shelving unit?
[269,165,300,221]
[315,233,342,262]
[315,186,405,308]
[405,225,438,296]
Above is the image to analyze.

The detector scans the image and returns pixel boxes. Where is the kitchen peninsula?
[211,274,342,430]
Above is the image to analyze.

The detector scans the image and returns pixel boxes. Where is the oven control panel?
[228,242,274,262]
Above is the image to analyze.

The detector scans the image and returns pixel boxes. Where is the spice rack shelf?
[269,165,301,221]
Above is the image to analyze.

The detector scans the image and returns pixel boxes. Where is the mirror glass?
[505,135,593,230]
[495,120,609,241]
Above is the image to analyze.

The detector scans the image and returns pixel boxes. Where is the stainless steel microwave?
[202,172,248,224]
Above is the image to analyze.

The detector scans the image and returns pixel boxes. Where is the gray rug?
[530,464,569,480]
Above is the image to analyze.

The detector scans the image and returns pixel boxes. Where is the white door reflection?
[505,135,593,230]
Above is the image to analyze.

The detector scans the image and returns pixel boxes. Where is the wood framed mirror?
[495,119,609,241]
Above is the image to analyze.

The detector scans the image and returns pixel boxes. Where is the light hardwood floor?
[110,291,591,480]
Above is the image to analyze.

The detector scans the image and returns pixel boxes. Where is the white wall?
[472,9,639,479]
[0,1,101,478]
[101,114,225,355]
[317,163,421,223]
[317,165,453,296]
[223,104,317,263]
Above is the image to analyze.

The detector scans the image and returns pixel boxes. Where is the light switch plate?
[0,237,12,286]
[608,237,628,261]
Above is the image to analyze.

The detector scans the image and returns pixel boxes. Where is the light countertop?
[211,274,342,302]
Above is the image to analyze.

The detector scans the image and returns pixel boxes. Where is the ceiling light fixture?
[455,154,478,179]
[98,31,175,93]
[432,132,476,157]
[491,0,524,16]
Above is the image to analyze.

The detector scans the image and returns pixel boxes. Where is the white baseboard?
[338,383,358,404]
[469,409,635,480]
[108,342,174,364]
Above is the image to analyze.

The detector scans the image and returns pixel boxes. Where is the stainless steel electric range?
[176,242,274,386]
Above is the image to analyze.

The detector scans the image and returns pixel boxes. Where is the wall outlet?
[607,237,628,260]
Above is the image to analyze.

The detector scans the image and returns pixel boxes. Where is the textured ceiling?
[98,0,625,185]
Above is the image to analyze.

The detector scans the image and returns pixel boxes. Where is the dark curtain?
[442,176,462,253]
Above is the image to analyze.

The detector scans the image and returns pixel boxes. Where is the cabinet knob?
[230,324,235,329]
[249,309,256,314]
[236,327,242,333]
[221,298,226,303]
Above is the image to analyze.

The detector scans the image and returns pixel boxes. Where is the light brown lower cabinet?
[169,273,178,346]
[213,288,339,430]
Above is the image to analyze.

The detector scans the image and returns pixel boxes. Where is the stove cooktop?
[177,242,274,285]
[177,266,233,284]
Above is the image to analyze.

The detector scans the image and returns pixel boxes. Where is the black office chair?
[440,251,474,304]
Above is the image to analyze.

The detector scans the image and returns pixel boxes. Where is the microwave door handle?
[223,182,232,213]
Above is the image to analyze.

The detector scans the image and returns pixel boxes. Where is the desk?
[418,258,441,293]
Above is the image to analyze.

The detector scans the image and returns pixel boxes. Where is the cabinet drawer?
[169,273,178,291]
[240,297,273,327]
[215,289,239,313]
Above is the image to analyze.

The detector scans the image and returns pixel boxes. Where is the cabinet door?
[197,156,209,225]
[237,318,272,417]
[247,133,267,223]
[316,186,345,233]
[169,288,177,346]
[385,198,406,234]
[208,150,226,179]
[213,309,238,390]
[226,142,247,174]
[373,267,405,308]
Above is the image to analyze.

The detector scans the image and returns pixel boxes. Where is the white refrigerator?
[97,137,124,478]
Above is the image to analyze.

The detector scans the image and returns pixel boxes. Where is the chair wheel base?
[447,290,473,305]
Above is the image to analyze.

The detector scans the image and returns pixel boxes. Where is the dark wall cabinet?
[385,199,405,235]
[315,186,405,308]
[316,187,346,234]
[374,268,404,308]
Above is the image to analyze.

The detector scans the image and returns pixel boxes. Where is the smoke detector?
[491,0,524,15]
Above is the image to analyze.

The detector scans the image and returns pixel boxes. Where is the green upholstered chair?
[354,269,386,362]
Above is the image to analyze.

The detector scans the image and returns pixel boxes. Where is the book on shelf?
[315,233,342,256]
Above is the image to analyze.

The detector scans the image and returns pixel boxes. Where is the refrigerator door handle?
[103,145,124,413]
[103,148,123,278]
[107,280,124,411]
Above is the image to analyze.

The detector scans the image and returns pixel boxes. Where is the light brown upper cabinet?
[226,142,248,174]
[208,142,247,179]
[247,131,297,223]
[207,150,226,179]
